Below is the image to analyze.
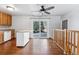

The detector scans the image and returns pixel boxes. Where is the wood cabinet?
[7,14,12,26]
[0,12,2,25]
[2,13,7,25]
[10,29,15,39]
[0,32,3,44]
[0,12,12,26]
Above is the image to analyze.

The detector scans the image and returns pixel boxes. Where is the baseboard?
[29,37,50,39]
[17,40,30,48]
[0,38,16,45]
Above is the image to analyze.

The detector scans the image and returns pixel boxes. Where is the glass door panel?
[33,21,40,38]
[33,21,48,38]
[40,21,47,38]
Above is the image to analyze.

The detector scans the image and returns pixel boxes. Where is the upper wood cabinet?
[0,12,12,26]
[7,14,12,26]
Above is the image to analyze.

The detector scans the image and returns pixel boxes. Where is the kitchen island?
[16,30,29,47]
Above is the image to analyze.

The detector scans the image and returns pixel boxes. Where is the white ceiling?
[0,4,79,16]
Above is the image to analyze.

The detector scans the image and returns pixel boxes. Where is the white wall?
[12,16,30,30]
[49,16,61,38]
[12,16,61,38]
[61,10,79,30]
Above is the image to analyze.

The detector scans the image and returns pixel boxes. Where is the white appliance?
[4,31,11,41]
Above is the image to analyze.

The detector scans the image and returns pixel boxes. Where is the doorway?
[33,20,48,39]
[62,20,68,29]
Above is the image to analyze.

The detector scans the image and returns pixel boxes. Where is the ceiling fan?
[33,5,55,14]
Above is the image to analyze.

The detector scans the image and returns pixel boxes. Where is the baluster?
[66,30,69,54]
[74,32,76,54]
[68,32,71,54]
[70,32,72,54]
[77,32,79,54]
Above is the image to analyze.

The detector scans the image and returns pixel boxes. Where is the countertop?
[0,29,15,31]
[16,30,30,33]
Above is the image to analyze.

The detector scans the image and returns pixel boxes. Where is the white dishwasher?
[4,31,11,42]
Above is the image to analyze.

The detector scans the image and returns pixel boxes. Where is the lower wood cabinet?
[10,29,15,39]
[0,32,3,44]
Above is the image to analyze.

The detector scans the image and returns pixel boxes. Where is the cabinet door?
[7,15,9,25]
[0,12,2,25]
[0,12,3,25]
[5,13,8,25]
[1,13,7,25]
[7,15,12,26]
[0,32,3,44]
[11,29,15,39]
[10,16,12,26]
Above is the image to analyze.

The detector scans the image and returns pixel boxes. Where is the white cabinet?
[4,31,11,41]
[16,32,29,47]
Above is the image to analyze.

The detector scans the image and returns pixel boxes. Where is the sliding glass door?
[33,21,48,38]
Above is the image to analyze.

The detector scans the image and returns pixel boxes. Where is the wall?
[49,16,61,38]
[61,10,79,30]
[12,16,30,31]
[12,15,61,38]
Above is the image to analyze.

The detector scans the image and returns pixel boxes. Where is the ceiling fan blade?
[45,6,55,10]
[44,11,50,14]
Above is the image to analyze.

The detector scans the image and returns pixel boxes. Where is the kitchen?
[0,11,15,44]
[0,8,30,47]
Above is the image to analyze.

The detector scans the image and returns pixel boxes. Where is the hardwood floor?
[0,39,64,55]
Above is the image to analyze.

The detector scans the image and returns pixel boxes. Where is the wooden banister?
[54,29,79,55]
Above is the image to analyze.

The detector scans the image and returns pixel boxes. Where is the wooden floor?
[0,39,63,55]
